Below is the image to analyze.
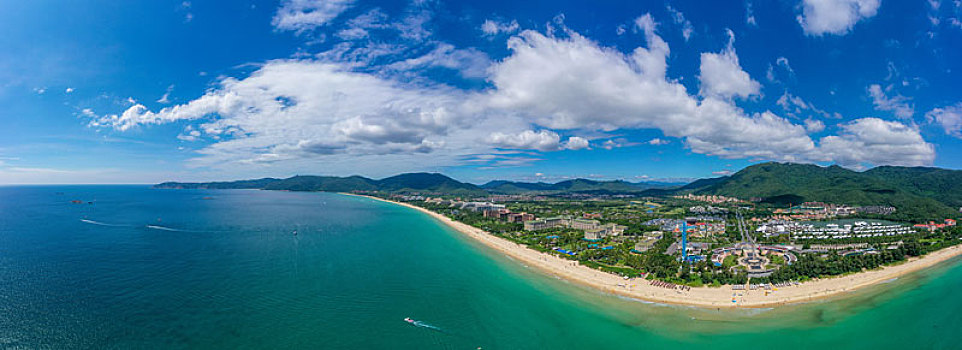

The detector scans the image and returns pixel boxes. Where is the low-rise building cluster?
[772,202,896,220]
[632,231,664,253]
[523,215,627,241]
[688,205,729,214]
[642,218,724,237]
[793,221,915,240]
[674,193,745,204]
[913,219,957,231]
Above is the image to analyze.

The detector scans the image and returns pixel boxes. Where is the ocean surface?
[2,186,961,349]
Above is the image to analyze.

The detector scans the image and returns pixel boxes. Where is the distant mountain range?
[155,162,962,220]
[155,173,684,195]
[156,173,485,195]
[480,178,684,194]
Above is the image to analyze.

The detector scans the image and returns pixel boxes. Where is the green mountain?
[155,178,280,189]
[685,162,962,221]
[262,175,378,192]
[376,173,480,193]
[481,179,682,194]
[155,173,485,195]
[863,166,962,210]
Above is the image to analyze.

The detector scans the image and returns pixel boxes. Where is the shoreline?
[348,194,962,309]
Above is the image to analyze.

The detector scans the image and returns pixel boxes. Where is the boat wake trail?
[145,225,185,232]
[80,219,130,227]
[404,318,442,331]
[412,321,441,331]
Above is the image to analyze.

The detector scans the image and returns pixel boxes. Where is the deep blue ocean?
[2,186,962,349]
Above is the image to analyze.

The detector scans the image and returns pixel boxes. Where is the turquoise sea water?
[2,186,961,349]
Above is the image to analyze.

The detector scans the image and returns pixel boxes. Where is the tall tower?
[681,220,688,262]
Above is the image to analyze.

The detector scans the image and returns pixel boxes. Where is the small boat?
[293,230,298,236]
[404,317,415,324]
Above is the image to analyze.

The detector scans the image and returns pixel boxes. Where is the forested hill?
[155,173,486,195]
[480,178,684,194]
[684,162,962,220]
[156,173,684,195]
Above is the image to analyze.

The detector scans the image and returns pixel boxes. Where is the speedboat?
[404,317,415,324]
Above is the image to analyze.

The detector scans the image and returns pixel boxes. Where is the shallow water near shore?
[1,186,961,349]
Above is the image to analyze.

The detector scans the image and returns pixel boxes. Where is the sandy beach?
[351,194,962,308]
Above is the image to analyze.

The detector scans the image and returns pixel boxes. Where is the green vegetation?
[481,178,682,195]
[686,162,962,222]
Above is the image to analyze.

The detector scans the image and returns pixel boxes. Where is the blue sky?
[1,0,962,184]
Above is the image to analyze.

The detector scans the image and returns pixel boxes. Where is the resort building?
[856,206,897,215]
[505,213,535,223]
[632,237,659,253]
[460,202,505,212]
[913,219,957,231]
[570,219,601,230]
[793,221,915,240]
[483,208,511,219]
[523,216,571,231]
[583,223,627,241]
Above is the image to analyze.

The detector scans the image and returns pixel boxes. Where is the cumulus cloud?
[804,118,826,133]
[868,84,914,120]
[797,0,881,36]
[648,138,670,145]
[89,61,499,167]
[481,19,520,36]
[272,0,354,33]
[486,130,562,151]
[698,30,761,99]
[926,103,962,137]
[89,14,937,172]
[819,118,934,168]
[564,136,590,150]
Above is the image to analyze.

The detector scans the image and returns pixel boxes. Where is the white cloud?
[486,25,815,162]
[647,138,670,145]
[804,118,826,132]
[90,16,937,173]
[272,0,354,33]
[819,118,934,168]
[602,139,630,150]
[0,166,176,185]
[797,0,881,36]
[665,5,694,41]
[926,103,962,137]
[868,84,914,119]
[564,136,590,150]
[777,92,839,120]
[335,27,368,40]
[746,2,757,26]
[384,43,490,78]
[487,130,562,151]
[776,57,794,74]
[698,30,761,99]
[481,19,520,36]
[65,87,74,93]
[157,85,174,104]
